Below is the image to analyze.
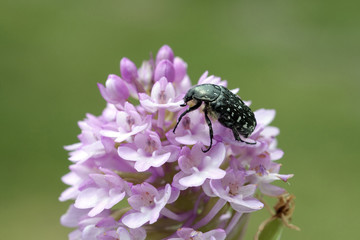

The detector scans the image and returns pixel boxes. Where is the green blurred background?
[1,0,359,239]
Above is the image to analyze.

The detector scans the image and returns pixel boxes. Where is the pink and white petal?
[259,183,286,196]
[59,186,79,201]
[167,187,180,204]
[60,204,89,227]
[82,225,102,240]
[134,152,170,172]
[202,168,226,180]
[69,229,82,240]
[122,211,151,228]
[236,184,258,198]
[117,147,142,161]
[88,198,110,217]
[114,123,149,142]
[230,88,239,94]
[68,150,89,162]
[230,197,264,213]
[203,229,226,240]
[261,126,280,137]
[202,180,216,197]
[107,189,126,207]
[209,180,229,198]
[75,188,107,209]
[254,109,276,126]
[276,173,294,182]
[139,98,157,113]
[270,149,284,161]
[179,171,206,187]
[175,134,198,145]
[89,174,108,188]
[116,227,132,240]
[206,143,226,167]
[64,142,82,151]
[100,129,125,138]
[172,171,188,190]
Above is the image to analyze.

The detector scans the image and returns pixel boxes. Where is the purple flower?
[167,109,211,147]
[59,162,97,202]
[60,45,295,240]
[173,142,226,189]
[97,74,129,105]
[65,113,107,163]
[122,183,172,228]
[139,77,183,113]
[100,102,151,143]
[74,168,131,217]
[117,131,179,172]
[204,169,264,213]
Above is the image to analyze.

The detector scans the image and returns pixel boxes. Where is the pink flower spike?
[60,45,295,238]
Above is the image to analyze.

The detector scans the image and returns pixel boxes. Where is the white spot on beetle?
[227,108,230,111]
[237,116,241,122]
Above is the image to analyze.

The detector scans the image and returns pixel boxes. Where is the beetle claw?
[201,146,211,153]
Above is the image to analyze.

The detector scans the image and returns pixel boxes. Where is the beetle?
[173,83,257,152]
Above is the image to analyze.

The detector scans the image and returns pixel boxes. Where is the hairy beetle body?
[173,84,256,152]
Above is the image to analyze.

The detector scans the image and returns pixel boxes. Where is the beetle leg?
[232,128,256,145]
[232,128,242,141]
[173,100,202,133]
[202,109,213,153]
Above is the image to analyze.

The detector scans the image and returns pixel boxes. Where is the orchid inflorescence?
[59,45,293,240]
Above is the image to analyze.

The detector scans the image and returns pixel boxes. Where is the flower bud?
[120,57,138,83]
[154,59,175,82]
[156,45,174,64]
[173,57,187,82]
[97,74,129,104]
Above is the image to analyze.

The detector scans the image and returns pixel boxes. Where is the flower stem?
[193,199,227,229]
[157,109,165,128]
[225,211,243,234]
[161,208,191,222]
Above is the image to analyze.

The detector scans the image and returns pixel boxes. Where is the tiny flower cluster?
[60,45,293,240]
